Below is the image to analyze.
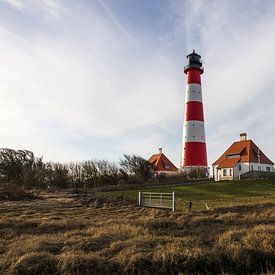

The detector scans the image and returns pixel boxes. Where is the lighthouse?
[181,50,208,174]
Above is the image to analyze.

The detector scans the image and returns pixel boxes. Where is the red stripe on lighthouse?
[186,69,201,84]
[183,142,207,166]
[185,102,204,121]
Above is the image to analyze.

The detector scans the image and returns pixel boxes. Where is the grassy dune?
[105,179,275,210]
[0,191,274,274]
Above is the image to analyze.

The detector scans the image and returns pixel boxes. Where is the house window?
[229,169,232,176]
[223,169,227,176]
[227,154,239,159]
[258,166,261,171]
[251,165,253,170]
[266,167,271,172]
[164,164,170,169]
[239,164,241,171]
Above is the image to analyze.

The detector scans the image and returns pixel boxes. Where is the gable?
[148,153,178,172]
[213,139,274,167]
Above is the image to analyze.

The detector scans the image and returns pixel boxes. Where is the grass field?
[0,190,274,274]
[103,179,275,210]
[0,180,274,274]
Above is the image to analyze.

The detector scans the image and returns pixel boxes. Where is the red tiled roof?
[148,153,178,172]
[217,157,240,169]
[213,139,274,167]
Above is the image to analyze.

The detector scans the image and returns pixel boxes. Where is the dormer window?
[227,154,239,159]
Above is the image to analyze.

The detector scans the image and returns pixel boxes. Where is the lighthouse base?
[180,166,209,178]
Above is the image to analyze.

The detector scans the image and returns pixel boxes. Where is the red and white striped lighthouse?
[181,50,208,173]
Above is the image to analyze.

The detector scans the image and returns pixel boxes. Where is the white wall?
[213,162,274,181]
[234,162,274,179]
[213,165,233,181]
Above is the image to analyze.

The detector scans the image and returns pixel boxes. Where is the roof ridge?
[155,153,163,166]
[213,138,274,166]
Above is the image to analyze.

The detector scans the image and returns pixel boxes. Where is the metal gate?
[138,192,175,211]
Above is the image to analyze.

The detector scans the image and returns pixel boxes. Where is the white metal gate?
[138,192,175,211]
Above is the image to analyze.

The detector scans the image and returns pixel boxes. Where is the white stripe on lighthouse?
[185,83,202,103]
[183,120,206,142]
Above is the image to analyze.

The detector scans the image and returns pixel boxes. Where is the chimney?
[240,132,247,141]
[158,148,163,154]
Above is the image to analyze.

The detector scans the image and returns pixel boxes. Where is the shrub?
[0,183,35,200]
[120,154,155,182]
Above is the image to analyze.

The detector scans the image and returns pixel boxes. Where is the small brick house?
[212,133,274,181]
[148,148,178,175]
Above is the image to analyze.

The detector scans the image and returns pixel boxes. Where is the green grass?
[102,179,275,210]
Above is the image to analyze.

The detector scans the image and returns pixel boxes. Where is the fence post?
[172,192,175,211]
[138,192,141,206]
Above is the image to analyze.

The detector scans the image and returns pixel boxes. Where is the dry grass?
[0,191,274,274]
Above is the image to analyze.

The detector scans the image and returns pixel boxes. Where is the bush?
[0,183,35,200]
[119,154,155,182]
[0,148,193,190]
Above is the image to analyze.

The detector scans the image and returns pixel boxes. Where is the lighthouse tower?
[181,50,208,174]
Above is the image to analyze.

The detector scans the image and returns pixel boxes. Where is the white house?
[212,133,274,181]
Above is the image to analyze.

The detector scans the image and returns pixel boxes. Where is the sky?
[0,0,275,168]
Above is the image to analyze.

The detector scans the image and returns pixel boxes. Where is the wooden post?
[138,192,141,206]
[172,192,175,211]
[189,201,192,212]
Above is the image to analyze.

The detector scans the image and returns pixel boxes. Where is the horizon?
[1,0,275,167]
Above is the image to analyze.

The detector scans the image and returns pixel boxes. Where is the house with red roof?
[212,133,274,181]
[148,148,178,175]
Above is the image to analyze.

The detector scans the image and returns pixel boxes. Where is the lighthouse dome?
[184,50,204,73]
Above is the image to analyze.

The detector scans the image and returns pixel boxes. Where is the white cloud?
[2,0,24,10]
[0,2,182,163]
[40,0,64,19]
[0,0,275,168]
[97,0,138,47]
[179,0,275,166]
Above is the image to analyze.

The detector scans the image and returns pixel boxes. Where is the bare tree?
[120,154,154,182]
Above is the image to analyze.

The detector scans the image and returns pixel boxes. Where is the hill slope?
[104,179,275,210]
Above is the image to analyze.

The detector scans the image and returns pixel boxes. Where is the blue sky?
[0,0,275,167]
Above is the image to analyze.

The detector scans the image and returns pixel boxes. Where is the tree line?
[0,148,156,189]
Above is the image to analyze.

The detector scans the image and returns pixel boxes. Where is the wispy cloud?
[40,0,65,19]
[0,0,274,167]
[0,1,181,162]
[179,0,275,164]
[2,0,24,10]
[97,0,138,47]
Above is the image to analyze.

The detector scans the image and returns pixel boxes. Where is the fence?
[240,170,275,180]
[138,192,175,211]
